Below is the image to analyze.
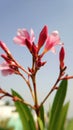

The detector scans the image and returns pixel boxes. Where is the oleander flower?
[13,26,48,56]
[43,31,61,54]
[0,49,19,76]
[0,62,15,76]
[13,28,35,46]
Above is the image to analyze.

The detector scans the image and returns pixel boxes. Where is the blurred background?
[0,0,73,120]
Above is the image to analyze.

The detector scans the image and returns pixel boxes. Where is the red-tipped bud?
[38,25,48,51]
[0,41,11,55]
[32,43,38,57]
[36,58,46,68]
[59,46,65,62]
[25,39,32,52]
[59,46,65,69]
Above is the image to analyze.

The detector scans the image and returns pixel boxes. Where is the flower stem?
[19,72,34,101]
[40,71,61,107]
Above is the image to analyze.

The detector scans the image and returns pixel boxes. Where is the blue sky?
[0,0,73,118]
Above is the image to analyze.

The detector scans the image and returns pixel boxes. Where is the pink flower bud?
[25,39,32,52]
[59,46,65,69]
[38,25,48,51]
[59,46,65,62]
[0,41,11,55]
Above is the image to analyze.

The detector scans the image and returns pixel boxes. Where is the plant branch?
[40,70,63,108]
[19,72,34,101]
[0,88,35,110]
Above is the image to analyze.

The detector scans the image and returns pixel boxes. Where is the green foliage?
[38,117,44,130]
[39,105,45,127]
[65,119,73,130]
[0,119,12,130]
[0,128,8,130]
[57,102,69,130]
[11,89,36,130]
[48,80,68,130]
[38,105,45,130]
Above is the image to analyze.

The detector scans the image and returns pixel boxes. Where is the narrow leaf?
[57,102,69,130]
[38,117,44,130]
[48,80,68,130]
[12,89,36,130]
[65,119,73,130]
[39,105,45,127]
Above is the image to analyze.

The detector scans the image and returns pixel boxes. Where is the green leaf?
[39,105,45,127]
[38,117,44,130]
[11,89,36,130]
[65,119,73,130]
[48,80,68,130]
[57,102,69,130]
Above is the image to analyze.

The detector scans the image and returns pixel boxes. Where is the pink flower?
[0,41,19,76]
[13,26,62,58]
[0,54,19,76]
[13,28,35,46]
[43,31,61,54]
[0,62,15,76]
[0,60,19,76]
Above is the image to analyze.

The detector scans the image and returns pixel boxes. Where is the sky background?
[0,0,73,118]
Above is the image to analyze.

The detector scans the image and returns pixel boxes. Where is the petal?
[30,28,35,42]
[50,47,56,53]
[13,36,26,46]
[44,31,61,53]
[0,62,9,70]
[50,31,60,45]
[0,62,14,76]
[18,29,30,39]
[44,36,53,52]
[1,69,14,76]
[13,28,34,46]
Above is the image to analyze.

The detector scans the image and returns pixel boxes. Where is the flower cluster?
[0,25,61,76]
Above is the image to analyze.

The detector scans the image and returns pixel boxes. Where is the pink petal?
[50,47,56,53]
[30,28,35,42]
[1,69,14,76]
[13,28,34,46]
[0,62,14,76]
[17,29,30,39]
[44,31,61,53]
[50,31,60,45]
[0,62,9,70]
[13,36,26,46]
